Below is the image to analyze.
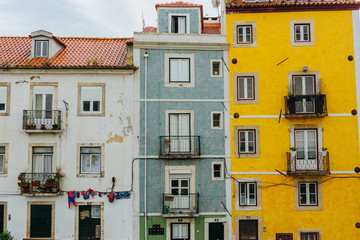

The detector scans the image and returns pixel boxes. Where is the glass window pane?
[171,180,178,187]
[36,41,42,57]
[0,147,5,154]
[93,101,100,112]
[42,41,49,56]
[239,220,257,239]
[90,154,101,173]
[83,101,90,111]
[238,78,245,99]
[247,78,253,99]
[0,155,4,173]
[170,59,179,82]
[238,27,244,42]
[212,62,220,75]
[0,104,4,111]
[81,147,101,154]
[33,147,53,153]
[81,154,91,173]
[172,224,179,238]
[181,180,188,187]
[45,94,53,110]
[180,59,190,82]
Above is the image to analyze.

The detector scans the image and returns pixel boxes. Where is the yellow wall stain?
[106,134,123,144]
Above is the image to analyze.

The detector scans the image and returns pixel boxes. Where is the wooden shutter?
[0,205,4,233]
[30,204,52,238]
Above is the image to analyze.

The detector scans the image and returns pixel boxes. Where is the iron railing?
[23,110,61,130]
[284,94,327,117]
[19,172,60,194]
[287,152,330,175]
[159,136,200,157]
[163,193,199,215]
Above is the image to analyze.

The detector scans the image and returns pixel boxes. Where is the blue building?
[134,2,230,240]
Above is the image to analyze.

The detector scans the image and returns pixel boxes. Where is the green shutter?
[30,205,52,238]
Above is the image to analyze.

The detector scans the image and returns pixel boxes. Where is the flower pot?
[22,188,30,193]
[31,182,40,187]
[17,177,21,181]
[290,151,296,157]
[24,125,30,130]
[41,124,46,130]
[30,125,36,130]
[18,183,29,187]
[45,182,56,187]
[322,150,327,156]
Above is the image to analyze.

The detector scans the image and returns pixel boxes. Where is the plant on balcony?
[41,124,46,130]
[30,122,36,130]
[31,180,41,186]
[45,177,56,187]
[55,169,66,179]
[24,124,30,130]
[52,124,59,130]
[0,230,14,240]
[17,173,22,181]
[39,184,47,193]
[290,147,297,157]
[18,181,29,188]
[322,147,327,156]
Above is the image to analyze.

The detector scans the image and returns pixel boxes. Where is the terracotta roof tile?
[202,23,221,34]
[227,0,360,8]
[142,27,157,33]
[0,36,133,68]
[155,1,202,9]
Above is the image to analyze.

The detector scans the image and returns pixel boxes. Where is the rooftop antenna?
[142,12,145,30]
[212,0,221,19]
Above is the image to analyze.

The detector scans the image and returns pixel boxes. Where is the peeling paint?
[123,116,133,137]
[15,80,28,84]
[110,113,113,118]
[30,76,40,80]
[106,134,124,144]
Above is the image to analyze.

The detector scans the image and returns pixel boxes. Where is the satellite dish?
[212,0,221,8]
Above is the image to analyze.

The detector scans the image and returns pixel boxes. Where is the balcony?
[19,172,61,196]
[23,110,61,133]
[159,136,200,158]
[287,151,330,176]
[162,193,199,217]
[284,94,327,118]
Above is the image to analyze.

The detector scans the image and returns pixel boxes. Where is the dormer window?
[171,15,187,33]
[35,40,49,58]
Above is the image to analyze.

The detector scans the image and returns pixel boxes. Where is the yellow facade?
[227,7,360,240]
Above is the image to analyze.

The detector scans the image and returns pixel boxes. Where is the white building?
[0,30,137,240]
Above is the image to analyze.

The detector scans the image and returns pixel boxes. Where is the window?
[28,204,53,238]
[240,182,257,206]
[234,126,260,158]
[238,130,255,153]
[237,25,252,44]
[292,75,316,113]
[300,232,319,240]
[169,113,191,153]
[238,77,254,100]
[239,220,258,240]
[0,204,4,233]
[171,16,187,33]
[171,223,189,240]
[299,182,317,206]
[211,60,222,77]
[78,83,105,116]
[295,24,310,42]
[0,84,10,115]
[165,54,194,87]
[233,21,257,48]
[211,112,222,129]
[294,177,322,211]
[212,162,223,180]
[0,147,5,174]
[79,205,102,240]
[170,58,190,82]
[295,129,318,170]
[80,147,101,174]
[290,20,315,46]
[32,147,53,173]
[35,40,49,57]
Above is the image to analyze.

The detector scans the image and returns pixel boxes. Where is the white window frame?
[238,130,256,154]
[301,232,319,240]
[295,24,310,42]
[78,83,105,116]
[237,76,255,100]
[297,229,321,240]
[0,144,8,176]
[80,147,102,174]
[290,19,315,47]
[239,182,257,206]
[171,223,189,239]
[169,58,191,83]
[233,21,257,48]
[77,143,105,178]
[235,178,261,211]
[237,25,252,44]
[35,40,49,58]
[211,162,223,180]
[169,13,190,34]
[211,111,223,129]
[299,182,318,206]
[0,83,10,116]
[294,177,322,211]
[210,60,222,77]
[0,147,4,174]
[32,146,54,174]
[80,87,102,113]
[164,54,195,88]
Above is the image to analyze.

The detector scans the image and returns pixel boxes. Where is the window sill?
[165,82,194,88]
[77,173,103,178]
[78,112,105,117]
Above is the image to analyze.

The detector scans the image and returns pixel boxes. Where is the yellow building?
[226,0,360,239]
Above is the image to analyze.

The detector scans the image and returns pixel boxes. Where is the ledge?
[287,171,330,176]
[24,129,62,134]
[21,192,61,197]
[284,113,328,118]
[162,213,199,218]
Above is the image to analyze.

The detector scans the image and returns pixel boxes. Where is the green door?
[79,205,101,240]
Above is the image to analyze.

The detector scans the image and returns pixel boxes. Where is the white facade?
[0,69,137,240]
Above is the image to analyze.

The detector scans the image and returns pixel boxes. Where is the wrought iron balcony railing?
[284,94,327,118]
[159,136,200,158]
[19,172,61,195]
[163,193,199,215]
[287,151,330,176]
[23,110,61,131]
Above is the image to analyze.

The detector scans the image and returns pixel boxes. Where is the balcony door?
[293,76,315,113]
[171,223,189,240]
[79,205,101,240]
[33,86,54,127]
[295,130,317,170]
[32,147,53,182]
[169,113,190,153]
[170,177,190,209]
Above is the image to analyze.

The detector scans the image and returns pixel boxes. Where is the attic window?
[35,40,49,58]
[171,16,186,33]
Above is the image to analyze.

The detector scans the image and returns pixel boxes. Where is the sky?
[0,0,219,38]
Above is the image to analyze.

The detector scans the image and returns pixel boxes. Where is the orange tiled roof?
[155,1,202,9]
[143,27,157,33]
[202,23,221,34]
[227,0,360,9]
[0,36,133,69]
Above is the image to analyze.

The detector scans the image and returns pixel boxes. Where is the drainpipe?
[144,51,149,240]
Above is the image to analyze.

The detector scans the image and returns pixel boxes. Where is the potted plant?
[24,124,30,130]
[322,147,327,156]
[39,184,46,193]
[290,147,297,157]
[52,124,58,130]
[18,181,29,188]
[30,122,36,130]
[22,187,30,193]
[41,124,46,130]
[45,177,56,187]
[0,230,14,240]
[17,173,22,181]
[31,180,41,187]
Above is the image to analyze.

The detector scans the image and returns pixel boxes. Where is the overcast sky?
[0,0,219,38]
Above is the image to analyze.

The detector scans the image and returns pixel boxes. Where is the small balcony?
[18,172,61,196]
[159,136,200,158]
[284,94,327,118]
[23,110,61,133]
[162,193,199,217]
[287,151,330,176]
